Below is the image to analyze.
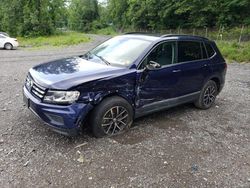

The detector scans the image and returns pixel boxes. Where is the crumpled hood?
[29,57,130,90]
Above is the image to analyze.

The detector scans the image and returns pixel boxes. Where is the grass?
[216,41,250,63]
[17,31,91,48]
[93,27,118,36]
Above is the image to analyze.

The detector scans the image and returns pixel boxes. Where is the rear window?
[205,42,216,58]
[178,41,202,62]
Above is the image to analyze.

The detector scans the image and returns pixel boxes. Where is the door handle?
[203,64,208,67]
[172,69,181,73]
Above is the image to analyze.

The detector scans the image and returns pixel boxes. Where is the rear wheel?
[194,80,218,109]
[90,96,133,138]
[4,43,13,50]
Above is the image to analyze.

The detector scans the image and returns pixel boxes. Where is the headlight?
[44,90,80,104]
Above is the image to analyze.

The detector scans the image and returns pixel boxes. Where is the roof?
[124,32,209,41]
[122,33,160,42]
[161,34,209,41]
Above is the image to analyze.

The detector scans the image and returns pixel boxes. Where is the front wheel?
[90,96,133,138]
[4,43,13,50]
[194,80,218,109]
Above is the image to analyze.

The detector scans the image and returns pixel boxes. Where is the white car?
[0,33,19,50]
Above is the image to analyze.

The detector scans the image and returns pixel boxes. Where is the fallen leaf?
[77,155,85,163]
[75,142,87,149]
[23,161,29,167]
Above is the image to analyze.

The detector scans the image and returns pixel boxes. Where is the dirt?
[0,35,249,187]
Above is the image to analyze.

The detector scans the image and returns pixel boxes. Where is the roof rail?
[124,32,150,35]
[161,34,209,40]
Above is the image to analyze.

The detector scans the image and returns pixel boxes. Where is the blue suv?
[23,34,227,137]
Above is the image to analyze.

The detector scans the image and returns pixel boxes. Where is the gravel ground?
[0,35,249,188]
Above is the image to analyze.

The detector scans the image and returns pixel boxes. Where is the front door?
[0,35,5,48]
[136,41,181,109]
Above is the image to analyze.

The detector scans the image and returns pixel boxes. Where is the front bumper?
[23,86,93,136]
[12,41,19,49]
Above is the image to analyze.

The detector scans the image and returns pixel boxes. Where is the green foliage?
[1,0,249,36]
[0,0,67,36]
[68,0,99,32]
[217,41,250,63]
[17,32,91,48]
[22,0,54,36]
[93,27,117,36]
[106,0,250,30]
[107,0,129,31]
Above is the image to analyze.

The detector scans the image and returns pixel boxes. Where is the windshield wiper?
[95,54,110,65]
[89,52,110,65]
[79,52,91,60]
[82,52,110,65]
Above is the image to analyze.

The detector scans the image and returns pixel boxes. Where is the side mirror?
[146,61,162,70]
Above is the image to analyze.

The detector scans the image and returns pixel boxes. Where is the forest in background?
[0,0,249,37]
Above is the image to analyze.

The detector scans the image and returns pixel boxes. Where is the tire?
[4,43,13,50]
[194,80,218,109]
[90,96,133,138]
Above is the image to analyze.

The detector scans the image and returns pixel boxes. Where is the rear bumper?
[219,68,227,93]
[23,86,93,136]
[219,82,225,93]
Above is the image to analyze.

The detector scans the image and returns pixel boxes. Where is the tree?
[21,0,54,36]
[0,0,250,36]
[107,0,129,31]
[217,0,250,26]
[68,0,99,32]
[0,0,68,36]
[0,0,25,36]
[49,0,68,29]
[105,0,250,30]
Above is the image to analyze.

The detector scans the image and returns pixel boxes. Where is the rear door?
[174,40,211,96]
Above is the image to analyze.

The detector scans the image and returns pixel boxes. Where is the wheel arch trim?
[203,75,222,92]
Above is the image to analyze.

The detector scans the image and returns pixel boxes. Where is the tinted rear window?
[178,41,202,62]
[205,42,216,57]
[201,42,207,59]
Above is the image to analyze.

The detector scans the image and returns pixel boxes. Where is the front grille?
[31,82,46,99]
[25,75,46,99]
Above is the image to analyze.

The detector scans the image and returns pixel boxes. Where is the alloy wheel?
[203,85,216,106]
[101,106,129,136]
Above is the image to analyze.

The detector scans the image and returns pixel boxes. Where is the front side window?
[141,42,176,68]
[178,41,202,62]
[90,36,151,67]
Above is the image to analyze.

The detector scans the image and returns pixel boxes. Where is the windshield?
[90,36,152,67]
[0,32,9,37]
[0,34,6,38]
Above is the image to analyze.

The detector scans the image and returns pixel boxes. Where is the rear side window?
[178,41,202,62]
[205,42,216,58]
[201,43,207,59]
